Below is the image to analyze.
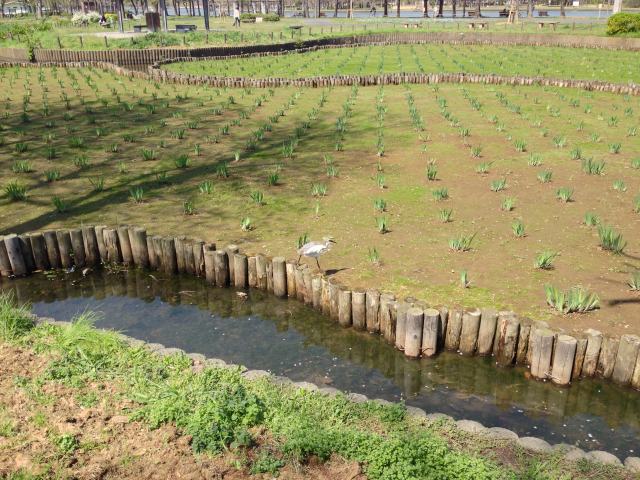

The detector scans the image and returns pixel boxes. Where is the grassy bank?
[0,292,634,479]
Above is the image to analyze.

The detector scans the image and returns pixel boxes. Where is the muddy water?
[2,268,638,458]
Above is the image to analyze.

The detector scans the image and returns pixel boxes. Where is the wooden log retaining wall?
[1,226,640,392]
[3,31,640,67]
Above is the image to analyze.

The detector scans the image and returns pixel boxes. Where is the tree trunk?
[396,0,399,17]
[462,0,466,16]
[474,0,480,17]
[437,0,443,16]
[612,0,622,13]
[527,0,532,16]
[560,0,565,16]
[203,0,209,27]
[383,0,387,15]
[423,0,428,16]
[452,0,456,16]
[117,0,125,32]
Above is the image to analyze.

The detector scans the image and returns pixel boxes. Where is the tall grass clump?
[544,285,599,314]
[598,225,626,254]
[5,181,26,201]
[0,292,33,341]
[534,250,558,270]
[449,233,476,252]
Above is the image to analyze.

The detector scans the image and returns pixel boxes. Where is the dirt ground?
[0,344,365,480]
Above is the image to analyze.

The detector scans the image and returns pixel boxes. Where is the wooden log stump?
[55,231,74,269]
[321,277,330,316]
[160,237,178,274]
[193,240,205,277]
[248,256,258,288]
[338,288,352,327]
[312,276,322,309]
[285,260,297,297]
[365,289,380,333]
[29,234,49,271]
[632,353,640,390]
[444,309,463,351]
[174,236,187,273]
[421,308,440,357]
[611,335,640,385]
[515,321,531,365]
[582,329,603,377]
[295,265,306,302]
[551,335,577,386]
[495,312,520,367]
[380,293,396,343]
[147,236,158,270]
[43,230,61,269]
[151,236,164,271]
[477,308,497,356]
[272,257,287,297]
[225,245,239,280]
[437,307,449,351]
[459,308,481,355]
[94,225,108,262]
[0,238,12,277]
[204,250,216,284]
[572,336,588,380]
[530,328,554,380]
[256,255,268,290]
[266,259,274,293]
[17,235,35,273]
[234,253,248,288]
[117,226,134,266]
[214,250,229,287]
[404,307,424,358]
[596,337,619,379]
[184,239,196,275]
[82,226,100,267]
[2,234,27,276]
[69,229,86,268]
[130,227,150,269]
[103,229,121,263]
[302,268,312,305]
[395,301,411,351]
[351,290,366,330]
[328,280,340,321]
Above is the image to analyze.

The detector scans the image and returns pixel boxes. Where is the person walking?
[233,3,241,26]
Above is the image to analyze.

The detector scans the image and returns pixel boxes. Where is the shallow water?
[2,268,639,459]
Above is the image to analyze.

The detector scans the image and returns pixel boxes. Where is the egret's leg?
[297,255,301,264]
[316,258,321,272]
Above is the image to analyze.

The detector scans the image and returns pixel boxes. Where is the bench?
[468,21,488,29]
[133,24,146,32]
[175,24,197,33]
[537,21,558,30]
[538,10,549,16]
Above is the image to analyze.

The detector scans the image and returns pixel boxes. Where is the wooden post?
[477,308,497,355]
[312,276,322,309]
[17,235,35,273]
[103,228,122,263]
[204,248,216,284]
[551,335,577,386]
[495,312,520,366]
[515,321,531,365]
[160,237,178,274]
[302,268,312,305]
[365,289,380,333]
[82,226,100,266]
[320,277,330,315]
[380,293,396,343]
[272,257,287,297]
[116,225,133,266]
[193,240,205,277]
[29,234,49,271]
[285,260,297,297]
[338,288,352,327]
[582,328,603,377]
[405,307,424,358]
[184,239,196,275]
[459,309,481,355]
[266,259,274,293]
[69,229,86,268]
[234,253,248,288]
[248,256,258,287]
[147,236,158,270]
[255,254,268,290]
[0,238,12,276]
[95,225,108,263]
[174,236,187,273]
[597,337,620,379]
[55,231,74,269]
[295,265,306,302]
[329,280,340,321]
[43,230,61,269]
[421,308,440,357]
[225,245,239,280]
[129,227,149,268]
[572,336,588,380]
[214,250,229,286]
[351,290,366,330]
[3,234,27,276]
[395,301,411,351]
[444,309,463,351]
[611,335,640,386]
[151,236,164,271]
[530,328,554,380]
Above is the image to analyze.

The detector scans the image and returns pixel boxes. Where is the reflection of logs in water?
[2,271,640,434]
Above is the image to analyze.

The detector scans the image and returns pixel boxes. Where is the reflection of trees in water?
[3,270,640,433]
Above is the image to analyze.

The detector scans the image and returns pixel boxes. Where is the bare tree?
[423,0,428,16]
[437,0,443,16]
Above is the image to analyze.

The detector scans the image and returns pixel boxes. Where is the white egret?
[297,236,336,272]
